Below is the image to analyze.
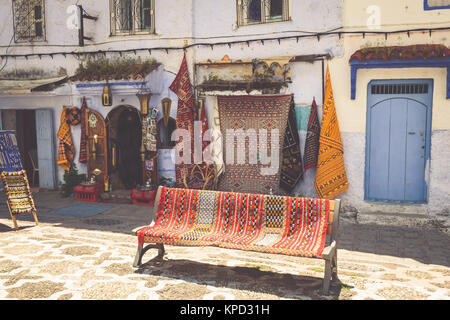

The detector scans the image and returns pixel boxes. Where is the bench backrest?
[153,186,340,243]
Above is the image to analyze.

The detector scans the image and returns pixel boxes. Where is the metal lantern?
[102,82,113,106]
[161,97,172,127]
[136,93,152,115]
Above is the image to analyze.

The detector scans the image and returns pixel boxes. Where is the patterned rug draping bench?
[132,187,341,293]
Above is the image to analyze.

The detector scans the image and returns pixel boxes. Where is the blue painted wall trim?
[350,57,450,99]
[424,0,450,10]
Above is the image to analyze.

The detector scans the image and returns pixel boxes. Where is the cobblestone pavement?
[0,191,449,300]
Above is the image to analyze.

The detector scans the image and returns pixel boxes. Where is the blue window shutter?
[35,109,57,189]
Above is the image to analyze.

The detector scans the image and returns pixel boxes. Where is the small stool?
[74,184,103,202]
[131,188,157,206]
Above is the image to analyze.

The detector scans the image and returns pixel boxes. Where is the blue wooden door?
[35,109,57,189]
[365,80,433,203]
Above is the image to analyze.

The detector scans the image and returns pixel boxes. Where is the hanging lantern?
[137,93,152,115]
[161,98,172,127]
[102,82,113,106]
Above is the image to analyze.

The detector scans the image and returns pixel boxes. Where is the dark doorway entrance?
[14,110,39,187]
[106,106,142,190]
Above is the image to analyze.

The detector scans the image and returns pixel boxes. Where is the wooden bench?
[132,186,341,294]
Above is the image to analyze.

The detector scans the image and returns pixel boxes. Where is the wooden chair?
[28,150,39,187]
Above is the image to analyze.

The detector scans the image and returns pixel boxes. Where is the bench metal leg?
[322,250,338,294]
[323,258,332,294]
[331,251,338,281]
[133,243,165,268]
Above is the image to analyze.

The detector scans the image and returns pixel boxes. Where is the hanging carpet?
[1,170,36,215]
[137,187,330,258]
[303,98,321,172]
[78,97,88,163]
[280,97,303,193]
[170,53,197,188]
[314,66,349,199]
[0,130,24,172]
[217,95,291,195]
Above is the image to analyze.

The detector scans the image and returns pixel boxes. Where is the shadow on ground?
[136,254,345,300]
[1,191,450,269]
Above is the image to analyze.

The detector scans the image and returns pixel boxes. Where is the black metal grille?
[12,0,45,41]
[111,0,154,35]
[371,83,429,95]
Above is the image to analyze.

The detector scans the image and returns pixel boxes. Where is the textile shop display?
[0,130,24,172]
[137,187,330,258]
[314,66,349,199]
[57,106,75,171]
[1,170,36,214]
[78,97,88,163]
[0,131,38,228]
[217,94,291,195]
[169,53,197,188]
[303,98,321,171]
[142,107,158,152]
[280,97,303,193]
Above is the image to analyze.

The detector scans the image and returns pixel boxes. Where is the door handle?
[408,132,415,135]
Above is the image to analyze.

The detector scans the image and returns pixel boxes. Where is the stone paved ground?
[0,190,449,300]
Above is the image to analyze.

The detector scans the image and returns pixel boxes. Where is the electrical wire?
[0,26,449,60]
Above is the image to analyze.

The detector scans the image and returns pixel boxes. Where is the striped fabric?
[137,187,330,258]
[303,98,321,172]
[314,65,349,199]
[57,106,74,171]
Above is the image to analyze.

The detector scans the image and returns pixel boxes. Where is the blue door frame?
[365,79,433,204]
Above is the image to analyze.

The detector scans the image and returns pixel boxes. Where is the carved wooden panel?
[86,109,108,185]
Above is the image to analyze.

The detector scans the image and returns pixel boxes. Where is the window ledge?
[236,18,293,29]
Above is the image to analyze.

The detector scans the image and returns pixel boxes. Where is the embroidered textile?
[217,95,291,195]
[314,66,349,199]
[137,187,330,258]
[303,98,321,171]
[280,97,303,193]
[1,170,36,215]
[142,108,158,152]
[57,107,75,171]
[0,131,24,173]
[78,97,88,163]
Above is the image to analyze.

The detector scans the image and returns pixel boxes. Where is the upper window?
[237,0,289,26]
[424,0,450,10]
[12,0,45,42]
[110,0,155,35]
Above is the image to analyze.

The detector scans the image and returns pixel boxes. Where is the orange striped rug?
[314,65,349,199]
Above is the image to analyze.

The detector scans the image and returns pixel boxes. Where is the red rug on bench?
[137,187,330,258]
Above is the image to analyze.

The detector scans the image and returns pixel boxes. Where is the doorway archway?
[106,105,142,190]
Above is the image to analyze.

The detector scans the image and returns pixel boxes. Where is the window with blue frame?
[424,0,450,10]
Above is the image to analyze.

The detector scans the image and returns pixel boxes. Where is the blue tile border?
[424,0,450,10]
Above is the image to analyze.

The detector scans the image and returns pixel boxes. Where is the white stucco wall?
[328,0,450,215]
[1,1,448,215]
